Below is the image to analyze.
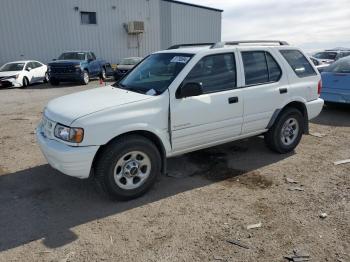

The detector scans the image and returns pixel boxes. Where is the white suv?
[36,41,324,200]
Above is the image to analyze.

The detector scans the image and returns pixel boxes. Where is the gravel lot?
[0,81,349,262]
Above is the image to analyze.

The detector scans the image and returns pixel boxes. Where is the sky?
[181,0,350,53]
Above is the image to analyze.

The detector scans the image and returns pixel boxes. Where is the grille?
[51,66,75,73]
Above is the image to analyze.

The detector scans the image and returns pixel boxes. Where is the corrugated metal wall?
[160,1,222,49]
[0,0,221,65]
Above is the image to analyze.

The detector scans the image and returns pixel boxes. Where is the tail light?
[318,80,322,95]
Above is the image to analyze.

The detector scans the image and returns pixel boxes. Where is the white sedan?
[0,60,49,88]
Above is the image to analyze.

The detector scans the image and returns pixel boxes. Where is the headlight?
[74,65,81,71]
[4,74,19,80]
[54,124,84,143]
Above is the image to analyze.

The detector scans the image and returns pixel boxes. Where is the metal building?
[0,0,222,65]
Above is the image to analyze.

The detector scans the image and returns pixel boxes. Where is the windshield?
[324,58,350,73]
[120,58,142,65]
[313,52,337,60]
[115,53,193,95]
[58,52,86,60]
[0,63,25,72]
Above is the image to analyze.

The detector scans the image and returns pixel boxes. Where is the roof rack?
[211,40,289,48]
[167,43,215,50]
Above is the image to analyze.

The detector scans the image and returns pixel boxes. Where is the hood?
[45,86,152,125]
[0,71,21,78]
[117,65,134,70]
[49,60,82,66]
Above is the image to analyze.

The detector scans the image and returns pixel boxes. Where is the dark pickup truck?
[48,51,112,85]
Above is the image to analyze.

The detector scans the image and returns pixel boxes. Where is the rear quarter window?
[280,50,317,78]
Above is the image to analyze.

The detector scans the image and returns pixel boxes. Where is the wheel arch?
[91,130,167,177]
[267,101,309,134]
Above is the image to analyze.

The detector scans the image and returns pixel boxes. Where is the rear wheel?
[94,135,161,200]
[264,108,304,153]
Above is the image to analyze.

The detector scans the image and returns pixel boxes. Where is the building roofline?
[162,0,223,13]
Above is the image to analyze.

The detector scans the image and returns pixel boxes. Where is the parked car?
[48,51,111,86]
[114,57,143,80]
[309,57,329,73]
[36,41,324,200]
[313,49,350,64]
[321,56,350,104]
[0,60,48,88]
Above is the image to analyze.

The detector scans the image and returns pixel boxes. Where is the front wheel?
[264,108,304,154]
[100,68,106,81]
[81,70,89,85]
[21,77,29,88]
[94,135,161,200]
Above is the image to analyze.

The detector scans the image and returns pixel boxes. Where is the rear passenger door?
[238,49,289,134]
[171,52,244,153]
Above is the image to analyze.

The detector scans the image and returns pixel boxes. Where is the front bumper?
[0,79,21,88]
[306,98,324,120]
[36,128,99,179]
[49,71,82,82]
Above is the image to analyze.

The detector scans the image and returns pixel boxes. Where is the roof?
[162,0,223,13]
[5,60,31,64]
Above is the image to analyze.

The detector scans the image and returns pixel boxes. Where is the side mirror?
[26,67,32,71]
[176,82,203,99]
[52,59,57,61]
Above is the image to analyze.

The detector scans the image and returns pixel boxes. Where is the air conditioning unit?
[127,21,145,34]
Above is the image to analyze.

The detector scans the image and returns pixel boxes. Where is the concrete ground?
[0,81,349,262]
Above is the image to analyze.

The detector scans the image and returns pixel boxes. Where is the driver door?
[170,53,244,153]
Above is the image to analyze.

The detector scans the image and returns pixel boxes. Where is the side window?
[91,52,97,60]
[25,62,34,70]
[280,50,316,77]
[242,51,281,85]
[87,53,93,60]
[266,53,282,82]
[184,53,236,94]
[33,62,42,68]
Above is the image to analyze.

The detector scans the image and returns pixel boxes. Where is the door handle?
[228,96,239,104]
[279,88,288,94]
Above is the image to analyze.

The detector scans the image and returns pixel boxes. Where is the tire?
[94,135,161,200]
[44,72,49,83]
[100,68,106,81]
[50,78,60,86]
[21,77,29,88]
[264,108,304,154]
[81,70,89,85]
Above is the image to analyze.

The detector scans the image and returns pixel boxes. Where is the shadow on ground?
[312,104,350,127]
[0,137,292,252]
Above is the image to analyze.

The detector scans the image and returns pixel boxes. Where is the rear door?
[171,52,244,153]
[32,62,46,82]
[238,49,289,134]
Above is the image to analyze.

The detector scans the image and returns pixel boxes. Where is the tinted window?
[184,53,236,93]
[58,52,86,60]
[25,62,34,70]
[313,52,337,60]
[81,12,97,25]
[266,53,282,82]
[280,50,317,77]
[33,62,42,68]
[325,58,350,73]
[87,53,93,60]
[91,52,96,60]
[242,51,281,85]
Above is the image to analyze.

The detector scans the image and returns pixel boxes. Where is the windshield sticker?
[170,56,190,64]
[146,89,157,96]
